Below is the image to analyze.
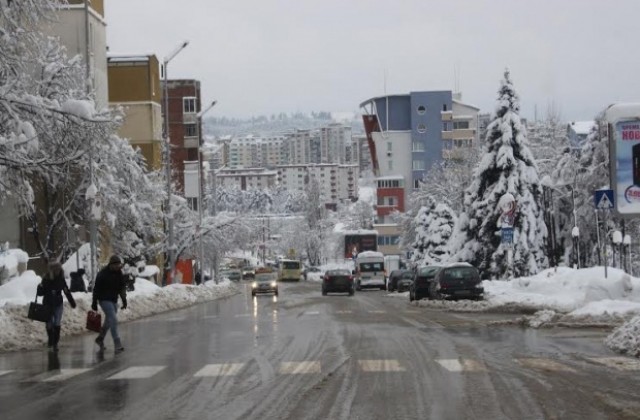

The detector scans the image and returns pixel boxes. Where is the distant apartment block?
[216,168,278,191]
[277,164,359,206]
[228,135,286,168]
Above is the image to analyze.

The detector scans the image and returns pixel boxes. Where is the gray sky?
[105,0,640,121]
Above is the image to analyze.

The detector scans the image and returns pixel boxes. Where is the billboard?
[606,104,640,217]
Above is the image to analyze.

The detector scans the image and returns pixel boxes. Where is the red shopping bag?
[86,310,102,332]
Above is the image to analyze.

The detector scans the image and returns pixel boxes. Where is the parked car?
[302,265,322,281]
[395,270,415,293]
[410,265,441,301]
[251,271,278,296]
[388,269,414,292]
[322,269,355,296]
[429,263,483,300]
[242,267,255,280]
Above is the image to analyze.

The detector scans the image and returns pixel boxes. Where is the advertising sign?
[606,104,640,217]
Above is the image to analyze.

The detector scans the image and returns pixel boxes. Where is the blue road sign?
[594,189,615,210]
[501,227,514,244]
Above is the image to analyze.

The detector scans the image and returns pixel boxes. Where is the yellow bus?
[278,259,302,281]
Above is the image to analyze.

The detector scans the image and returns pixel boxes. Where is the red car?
[322,269,355,296]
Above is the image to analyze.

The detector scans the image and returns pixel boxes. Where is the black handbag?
[27,291,52,323]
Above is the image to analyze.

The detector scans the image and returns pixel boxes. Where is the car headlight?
[270,281,277,287]
[251,282,258,288]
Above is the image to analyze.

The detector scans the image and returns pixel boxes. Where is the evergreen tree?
[411,200,456,266]
[451,69,548,279]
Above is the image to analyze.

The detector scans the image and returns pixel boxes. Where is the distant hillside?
[202,111,364,137]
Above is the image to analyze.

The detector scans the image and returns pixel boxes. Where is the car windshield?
[400,272,414,279]
[282,261,300,269]
[327,269,350,276]
[255,273,275,282]
[418,267,440,277]
[443,267,479,280]
[359,262,384,272]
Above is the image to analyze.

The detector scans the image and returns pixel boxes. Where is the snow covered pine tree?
[451,69,548,279]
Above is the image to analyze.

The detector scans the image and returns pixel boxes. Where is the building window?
[412,141,424,152]
[377,235,400,246]
[443,122,451,132]
[388,160,393,171]
[443,140,453,150]
[184,123,197,137]
[183,97,196,114]
[412,160,425,170]
[417,105,426,115]
[443,104,448,112]
[453,121,470,130]
[414,179,421,189]
[417,124,426,134]
[387,142,392,152]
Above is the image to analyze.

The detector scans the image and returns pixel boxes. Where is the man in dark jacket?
[37,261,76,352]
[92,255,127,353]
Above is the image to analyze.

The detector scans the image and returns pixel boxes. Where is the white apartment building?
[228,135,286,168]
[277,164,359,205]
[284,129,314,164]
[319,124,351,163]
[216,168,278,191]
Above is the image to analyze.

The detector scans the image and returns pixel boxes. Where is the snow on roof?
[356,251,384,258]
[568,121,595,135]
[107,55,152,62]
[376,175,404,180]
[342,229,378,235]
[452,99,480,110]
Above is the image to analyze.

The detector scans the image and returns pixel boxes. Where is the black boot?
[46,327,54,350]
[52,326,61,352]
[95,328,107,351]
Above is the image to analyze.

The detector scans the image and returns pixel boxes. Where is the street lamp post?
[163,41,189,285]
[196,101,217,282]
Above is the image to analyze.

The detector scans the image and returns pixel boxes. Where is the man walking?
[92,255,128,353]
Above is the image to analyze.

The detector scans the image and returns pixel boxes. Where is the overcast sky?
[105,0,639,121]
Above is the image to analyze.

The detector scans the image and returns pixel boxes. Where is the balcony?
[184,137,199,148]
[441,111,453,121]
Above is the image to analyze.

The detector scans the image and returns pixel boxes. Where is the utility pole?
[84,0,97,286]
[162,41,189,285]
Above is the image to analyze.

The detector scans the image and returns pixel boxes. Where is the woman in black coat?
[37,261,76,352]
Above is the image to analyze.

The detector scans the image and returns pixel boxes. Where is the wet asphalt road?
[1,280,640,420]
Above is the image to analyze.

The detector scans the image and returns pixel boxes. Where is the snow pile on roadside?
[0,273,239,352]
[605,315,640,357]
[0,248,29,282]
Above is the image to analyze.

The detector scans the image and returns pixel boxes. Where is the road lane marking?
[436,359,486,372]
[279,361,321,374]
[194,363,244,377]
[403,310,420,314]
[587,357,640,371]
[358,359,406,372]
[368,310,387,314]
[42,368,93,382]
[203,315,218,319]
[304,311,320,315]
[516,358,576,373]
[335,310,353,314]
[0,370,13,377]
[107,366,166,380]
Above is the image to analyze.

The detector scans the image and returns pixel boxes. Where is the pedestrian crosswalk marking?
[516,358,576,372]
[359,359,405,372]
[304,311,320,315]
[403,310,419,314]
[0,370,13,377]
[587,357,640,371]
[279,361,321,374]
[203,315,218,319]
[368,310,387,314]
[42,368,93,382]
[436,359,486,372]
[335,310,353,314]
[194,363,244,377]
[107,366,166,380]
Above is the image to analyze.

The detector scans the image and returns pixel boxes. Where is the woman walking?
[37,261,77,352]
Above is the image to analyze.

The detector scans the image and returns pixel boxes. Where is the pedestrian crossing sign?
[594,189,614,210]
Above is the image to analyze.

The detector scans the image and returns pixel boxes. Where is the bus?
[343,230,378,259]
[278,259,302,281]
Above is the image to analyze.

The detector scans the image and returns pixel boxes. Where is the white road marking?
[0,370,13,377]
[516,358,576,372]
[304,311,320,315]
[368,310,387,314]
[279,361,321,374]
[436,359,486,372]
[335,310,353,314]
[587,357,640,371]
[403,310,420,314]
[203,315,218,319]
[107,366,166,380]
[194,363,244,377]
[358,359,406,372]
[42,368,93,382]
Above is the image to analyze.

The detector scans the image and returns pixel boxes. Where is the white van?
[354,251,386,290]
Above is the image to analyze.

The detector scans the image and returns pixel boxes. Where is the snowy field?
[0,264,239,353]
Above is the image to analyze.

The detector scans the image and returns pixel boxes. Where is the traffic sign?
[594,189,615,209]
[501,227,514,244]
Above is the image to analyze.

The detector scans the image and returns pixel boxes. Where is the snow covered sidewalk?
[0,270,240,353]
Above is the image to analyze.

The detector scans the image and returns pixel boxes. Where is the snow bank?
[0,274,239,353]
[605,315,640,357]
